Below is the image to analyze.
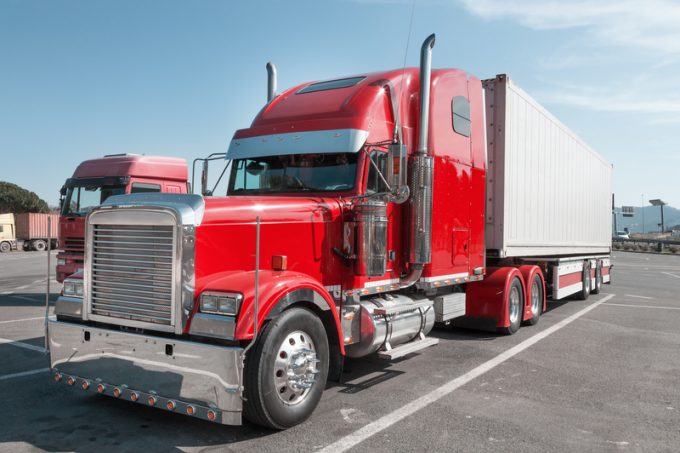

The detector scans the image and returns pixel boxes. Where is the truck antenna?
[394,0,417,143]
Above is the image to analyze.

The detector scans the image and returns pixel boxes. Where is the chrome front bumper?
[48,319,243,425]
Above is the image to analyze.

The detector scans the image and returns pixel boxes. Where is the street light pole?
[641,193,645,234]
[649,199,667,234]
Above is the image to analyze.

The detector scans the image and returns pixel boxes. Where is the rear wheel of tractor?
[500,277,523,335]
[592,260,603,294]
[575,261,591,300]
[243,307,329,429]
[525,273,544,326]
[32,240,47,252]
[0,242,10,253]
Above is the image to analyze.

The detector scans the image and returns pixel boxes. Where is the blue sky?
[1,0,678,208]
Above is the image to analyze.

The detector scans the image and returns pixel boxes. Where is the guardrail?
[612,237,680,253]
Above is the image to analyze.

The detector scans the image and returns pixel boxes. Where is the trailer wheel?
[575,261,591,300]
[32,240,47,252]
[525,273,544,326]
[500,277,523,335]
[592,261,602,294]
[0,242,10,253]
[243,307,329,429]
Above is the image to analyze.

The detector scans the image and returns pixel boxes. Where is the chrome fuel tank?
[345,293,434,358]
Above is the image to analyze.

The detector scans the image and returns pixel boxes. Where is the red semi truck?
[56,154,189,282]
[49,35,612,428]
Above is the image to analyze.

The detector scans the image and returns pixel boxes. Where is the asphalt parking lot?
[1,251,679,452]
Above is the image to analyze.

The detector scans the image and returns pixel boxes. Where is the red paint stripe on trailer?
[559,271,582,289]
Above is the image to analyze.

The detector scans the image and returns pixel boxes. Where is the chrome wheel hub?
[509,286,521,324]
[274,330,319,405]
[531,280,541,316]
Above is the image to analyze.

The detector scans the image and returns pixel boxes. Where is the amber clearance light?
[272,255,287,271]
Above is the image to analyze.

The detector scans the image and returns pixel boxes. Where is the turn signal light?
[113,388,121,398]
[186,405,195,416]
[166,400,176,411]
[207,410,216,421]
[130,392,139,402]
[148,396,157,406]
[97,384,105,394]
[67,377,75,386]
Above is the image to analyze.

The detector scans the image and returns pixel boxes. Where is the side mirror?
[387,143,409,203]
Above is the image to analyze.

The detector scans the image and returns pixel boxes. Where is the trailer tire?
[592,261,602,294]
[243,307,329,429]
[525,273,544,326]
[0,242,10,253]
[500,277,523,335]
[32,240,47,252]
[575,261,591,300]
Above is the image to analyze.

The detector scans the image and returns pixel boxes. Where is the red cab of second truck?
[57,154,189,282]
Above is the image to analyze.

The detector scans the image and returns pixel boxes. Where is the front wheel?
[243,307,329,429]
[0,242,10,253]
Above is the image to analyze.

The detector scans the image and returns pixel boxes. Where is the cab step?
[377,336,439,360]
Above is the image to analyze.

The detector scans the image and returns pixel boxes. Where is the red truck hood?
[200,196,344,225]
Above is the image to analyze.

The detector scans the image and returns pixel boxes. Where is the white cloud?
[458,0,680,55]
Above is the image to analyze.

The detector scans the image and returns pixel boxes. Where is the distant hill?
[614,205,680,233]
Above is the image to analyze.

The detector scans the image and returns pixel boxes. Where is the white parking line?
[0,316,44,325]
[0,337,45,353]
[624,294,654,300]
[319,294,616,453]
[0,368,50,381]
[603,302,680,311]
[662,272,680,279]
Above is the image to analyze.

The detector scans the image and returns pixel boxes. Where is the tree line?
[0,181,50,214]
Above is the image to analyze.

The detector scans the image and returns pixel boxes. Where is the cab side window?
[366,151,388,195]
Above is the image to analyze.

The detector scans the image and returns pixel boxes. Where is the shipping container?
[483,74,612,258]
[15,213,59,251]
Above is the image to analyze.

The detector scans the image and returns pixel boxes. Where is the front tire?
[500,277,523,335]
[0,242,10,253]
[243,307,329,429]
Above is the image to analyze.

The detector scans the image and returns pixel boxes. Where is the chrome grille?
[91,224,175,325]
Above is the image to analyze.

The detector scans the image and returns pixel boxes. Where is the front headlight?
[63,278,84,298]
[199,292,242,316]
[57,258,66,266]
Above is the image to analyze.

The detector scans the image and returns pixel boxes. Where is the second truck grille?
[91,224,175,325]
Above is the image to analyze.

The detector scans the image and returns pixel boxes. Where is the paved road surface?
[0,251,678,452]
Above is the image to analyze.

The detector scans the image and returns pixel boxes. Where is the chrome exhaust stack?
[401,33,435,287]
[266,62,277,102]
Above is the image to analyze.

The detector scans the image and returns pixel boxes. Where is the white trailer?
[483,74,612,300]
[483,74,612,259]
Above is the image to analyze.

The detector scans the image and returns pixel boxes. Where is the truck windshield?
[228,153,358,194]
[61,185,126,216]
